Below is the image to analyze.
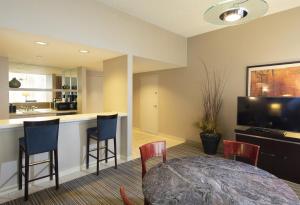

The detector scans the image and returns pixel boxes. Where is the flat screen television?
[237,97,300,132]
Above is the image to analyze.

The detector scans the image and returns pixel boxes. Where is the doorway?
[139,74,159,134]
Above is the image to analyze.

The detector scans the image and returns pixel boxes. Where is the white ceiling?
[96,0,300,37]
[0,29,177,73]
[0,29,123,71]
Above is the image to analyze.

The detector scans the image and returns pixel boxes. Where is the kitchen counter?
[0,112,130,193]
[1,112,127,129]
[9,109,78,119]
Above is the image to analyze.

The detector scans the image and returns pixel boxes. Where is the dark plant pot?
[200,132,221,155]
[9,78,21,88]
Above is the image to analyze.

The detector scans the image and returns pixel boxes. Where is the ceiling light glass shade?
[204,0,268,25]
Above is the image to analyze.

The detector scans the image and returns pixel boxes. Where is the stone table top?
[142,156,300,205]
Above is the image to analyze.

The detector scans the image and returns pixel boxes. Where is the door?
[140,75,159,134]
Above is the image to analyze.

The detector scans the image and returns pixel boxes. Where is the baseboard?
[134,128,187,142]
[186,139,224,155]
[158,132,186,142]
[185,139,201,146]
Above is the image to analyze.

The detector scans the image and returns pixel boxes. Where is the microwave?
[55,102,77,110]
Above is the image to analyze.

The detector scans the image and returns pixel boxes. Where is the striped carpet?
[2,143,299,205]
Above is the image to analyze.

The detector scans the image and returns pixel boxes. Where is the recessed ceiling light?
[220,8,248,22]
[204,0,268,25]
[79,49,89,54]
[35,41,48,46]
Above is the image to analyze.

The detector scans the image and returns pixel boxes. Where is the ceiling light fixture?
[35,41,48,46]
[79,49,89,54]
[220,8,248,22]
[204,0,268,25]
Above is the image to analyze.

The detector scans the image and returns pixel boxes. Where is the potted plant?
[199,63,226,155]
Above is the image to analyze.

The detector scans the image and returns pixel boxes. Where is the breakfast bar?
[0,112,129,193]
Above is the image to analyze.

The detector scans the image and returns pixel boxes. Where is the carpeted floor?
[2,143,299,205]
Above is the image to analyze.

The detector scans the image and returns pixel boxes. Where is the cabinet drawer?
[236,133,300,183]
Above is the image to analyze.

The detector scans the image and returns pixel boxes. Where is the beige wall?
[103,56,128,113]
[0,0,186,67]
[9,63,64,75]
[134,7,300,142]
[77,67,87,114]
[133,75,140,128]
[86,70,103,113]
[0,57,9,119]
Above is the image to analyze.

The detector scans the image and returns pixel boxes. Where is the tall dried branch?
[200,62,226,134]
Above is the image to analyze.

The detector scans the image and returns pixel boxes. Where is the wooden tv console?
[235,128,300,184]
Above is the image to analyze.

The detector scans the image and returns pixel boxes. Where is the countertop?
[0,112,127,129]
[9,109,77,117]
[143,156,300,205]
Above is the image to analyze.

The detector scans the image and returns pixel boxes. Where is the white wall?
[0,0,187,67]
[86,70,103,113]
[0,57,9,119]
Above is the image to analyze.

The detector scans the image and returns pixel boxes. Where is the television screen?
[237,97,300,132]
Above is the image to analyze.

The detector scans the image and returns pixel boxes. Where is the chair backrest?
[24,119,60,155]
[223,140,260,166]
[120,186,134,205]
[97,114,118,140]
[139,141,166,178]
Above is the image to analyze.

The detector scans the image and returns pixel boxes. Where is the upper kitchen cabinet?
[53,68,78,92]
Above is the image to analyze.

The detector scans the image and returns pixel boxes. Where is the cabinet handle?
[261,152,276,157]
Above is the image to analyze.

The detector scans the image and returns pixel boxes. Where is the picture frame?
[246,61,300,97]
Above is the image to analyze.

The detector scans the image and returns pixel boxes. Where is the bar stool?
[18,119,60,201]
[86,114,118,175]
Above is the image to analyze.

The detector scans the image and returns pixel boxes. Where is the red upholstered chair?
[223,140,260,166]
[139,141,167,178]
[120,186,134,205]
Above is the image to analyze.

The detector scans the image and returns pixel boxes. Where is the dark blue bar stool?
[86,114,118,175]
[18,119,60,201]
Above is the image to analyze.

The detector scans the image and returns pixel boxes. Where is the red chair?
[223,140,260,166]
[120,186,134,205]
[139,141,167,178]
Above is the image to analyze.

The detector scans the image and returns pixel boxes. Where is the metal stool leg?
[96,140,100,175]
[49,151,53,180]
[54,149,59,190]
[105,140,108,163]
[86,136,90,169]
[18,146,23,190]
[24,154,29,201]
[114,138,117,169]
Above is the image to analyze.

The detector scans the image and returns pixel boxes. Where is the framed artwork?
[247,61,300,97]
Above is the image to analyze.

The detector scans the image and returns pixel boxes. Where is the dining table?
[142,156,300,205]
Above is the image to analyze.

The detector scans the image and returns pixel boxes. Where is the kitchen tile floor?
[131,128,186,159]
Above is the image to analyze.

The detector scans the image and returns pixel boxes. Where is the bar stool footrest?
[21,159,51,168]
[21,172,56,182]
[88,153,116,162]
